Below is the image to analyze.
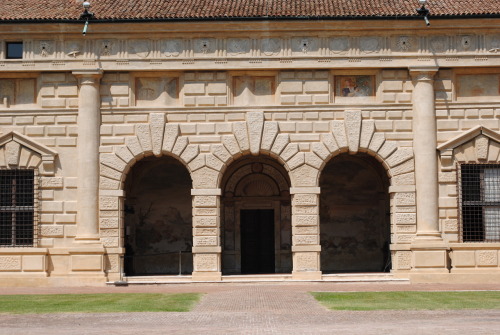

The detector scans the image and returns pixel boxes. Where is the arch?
[123,155,193,275]
[220,155,292,274]
[319,153,391,273]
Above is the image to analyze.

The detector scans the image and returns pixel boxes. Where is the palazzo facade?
[1,0,500,286]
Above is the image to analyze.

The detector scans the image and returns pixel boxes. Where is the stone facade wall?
[0,20,500,285]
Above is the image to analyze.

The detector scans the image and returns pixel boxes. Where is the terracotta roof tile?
[0,0,498,22]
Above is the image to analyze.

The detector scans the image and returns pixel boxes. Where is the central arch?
[221,156,292,274]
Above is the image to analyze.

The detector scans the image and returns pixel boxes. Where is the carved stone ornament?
[39,41,53,57]
[129,40,151,58]
[430,36,447,53]
[65,41,83,58]
[194,38,215,54]
[162,39,182,57]
[300,39,310,53]
[489,35,500,53]
[412,72,435,82]
[261,38,281,56]
[330,37,349,54]
[100,40,114,56]
[397,36,412,51]
[359,37,379,53]
[228,38,250,55]
[461,35,473,50]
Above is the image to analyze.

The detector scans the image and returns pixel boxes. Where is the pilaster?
[290,187,322,280]
[191,188,222,281]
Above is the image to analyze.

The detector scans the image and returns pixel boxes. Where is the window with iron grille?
[459,164,500,242]
[0,169,36,247]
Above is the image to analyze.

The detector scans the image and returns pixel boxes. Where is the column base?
[74,235,101,243]
[410,242,450,272]
[192,271,222,282]
[414,232,443,242]
[292,271,322,281]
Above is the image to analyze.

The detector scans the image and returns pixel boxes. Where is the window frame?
[458,163,500,243]
[0,169,38,247]
[5,42,23,60]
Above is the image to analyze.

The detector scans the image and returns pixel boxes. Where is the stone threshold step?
[108,273,409,285]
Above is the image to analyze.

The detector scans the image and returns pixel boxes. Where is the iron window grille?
[458,164,500,242]
[0,169,37,247]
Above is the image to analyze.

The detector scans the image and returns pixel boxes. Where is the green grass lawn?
[311,291,500,311]
[0,293,201,314]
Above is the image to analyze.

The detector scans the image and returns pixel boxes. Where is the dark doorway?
[320,153,391,273]
[240,209,275,274]
[124,156,193,276]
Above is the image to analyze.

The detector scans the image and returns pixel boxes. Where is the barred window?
[459,164,500,242]
[0,169,35,247]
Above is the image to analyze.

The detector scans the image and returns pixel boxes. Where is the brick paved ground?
[1,282,499,334]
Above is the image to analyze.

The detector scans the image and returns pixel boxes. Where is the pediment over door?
[437,126,500,171]
[0,131,58,175]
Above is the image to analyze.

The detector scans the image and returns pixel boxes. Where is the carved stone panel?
[291,37,319,55]
[233,76,274,106]
[0,79,35,107]
[194,38,216,56]
[161,39,183,57]
[330,37,349,55]
[458,35,475,52]
[261,38,281,56]
[430,36,448,53]
[135,77,178,107]
[37,40,54,58]
[65,41,84,58]
[457,74,499,98]
[227,38,250,56]
[393,36,417,52]
[99,40,118,57]
[359,37,380,54]
[487,35,500,52]
[128,40,151,58]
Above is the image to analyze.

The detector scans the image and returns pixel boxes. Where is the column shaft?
[410,68,441,240]
[74,71,103,241]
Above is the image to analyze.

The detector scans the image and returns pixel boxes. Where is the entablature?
[0,22,498,72]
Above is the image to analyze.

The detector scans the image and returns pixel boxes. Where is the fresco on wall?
[458,74,500,98]
[319,154,390,273]
[336,75,374,97]
[124,156,193,275]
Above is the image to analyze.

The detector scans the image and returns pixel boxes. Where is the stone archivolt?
[100,110,414,191]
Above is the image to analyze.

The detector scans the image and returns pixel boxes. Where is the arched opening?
[123,156,193,276]
[319,153,391,273]
[221,156,292,274]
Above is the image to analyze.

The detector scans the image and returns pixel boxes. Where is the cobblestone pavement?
[1,282,499,334]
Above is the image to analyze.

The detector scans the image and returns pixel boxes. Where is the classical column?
[290,187,322,280]
[410,67,441,240]
[73,70,103,241]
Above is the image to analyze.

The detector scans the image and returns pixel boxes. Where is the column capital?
[72,69,103,85]
[409,67,439,82]
[290,187,321,194]
[191,188,222,196]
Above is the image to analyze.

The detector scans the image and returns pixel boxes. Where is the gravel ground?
[0,282,499,334]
